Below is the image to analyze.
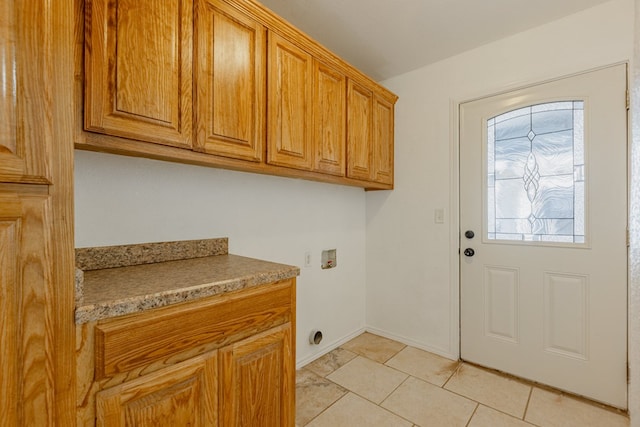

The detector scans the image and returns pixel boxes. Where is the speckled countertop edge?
[76,238,228,271]
[75,261,299,324]
[74,238,299,324]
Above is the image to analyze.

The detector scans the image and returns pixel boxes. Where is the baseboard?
[364,326,459,361]
[296,327,366,370]
[295,325,459,369]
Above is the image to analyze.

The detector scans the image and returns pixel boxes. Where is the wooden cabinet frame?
[77,0,397,190]
[1,1,76,425]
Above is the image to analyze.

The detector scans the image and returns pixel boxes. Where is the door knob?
[465,230,475,239]
[464,248,475,257]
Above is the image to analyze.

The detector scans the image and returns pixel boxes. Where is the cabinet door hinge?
[627,228,631,247]
[626,89,630,110]
[628,364,631,384]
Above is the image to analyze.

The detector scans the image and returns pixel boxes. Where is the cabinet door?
[347,80,373,181]
[96,352,218,426]
[0,189,53,426]
[85,0,193,148]
[372,95,394,185]
[267,33,313,171]
[220,324,294,427]
[313,61,346,176]
[194,0,265,161]
[0,1,50,183]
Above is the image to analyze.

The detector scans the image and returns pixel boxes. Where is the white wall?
[367,0,634,358]
[75,0,636,381]
[75,150,367,366]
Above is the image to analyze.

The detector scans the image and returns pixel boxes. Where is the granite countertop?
[74,238,300,324]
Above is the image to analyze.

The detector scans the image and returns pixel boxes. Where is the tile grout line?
[377,375,416,424]
[304,354,534,426]
[314,348,412,422]
[300,390,350,427]
[381,343,408,364]
[464,403,480,427]
[435,362,535,422]
[298,334,630,426]
[522,385,534,422]
[441,360,463,389]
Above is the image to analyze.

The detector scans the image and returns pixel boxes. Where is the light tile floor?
[296,332,629,427]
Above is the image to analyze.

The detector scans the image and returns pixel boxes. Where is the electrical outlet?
[321,249,337,269]
[304,251,311,268]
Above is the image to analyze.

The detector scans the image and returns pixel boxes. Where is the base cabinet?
[77,279,296,426]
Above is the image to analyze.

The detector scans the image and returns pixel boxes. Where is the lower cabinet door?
[219,324,294,427]
[96,351,218,426]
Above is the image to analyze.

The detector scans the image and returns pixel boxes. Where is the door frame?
[448,62,630,372]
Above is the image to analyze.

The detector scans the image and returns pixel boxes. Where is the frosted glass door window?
[487,101,585,243]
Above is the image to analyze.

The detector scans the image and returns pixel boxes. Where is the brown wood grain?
[373,95,395,185]
[95,279,293,378]
[0,192,53,425]
[77,0,397,189]
[267,32,314,171]
[84,0,193,148]
[0,1,51,184]
[1,1,76,425]
[96,351,218,426]
[220,324,294,426]
[50,1,77,422]
[76,131,394,190]
[79,279,296,425]
[194,0,266,162]
[314,60,347,176]
[0,195,21,427]
[347,79,374,181]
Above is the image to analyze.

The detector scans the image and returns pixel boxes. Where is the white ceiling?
[255,0,613,81]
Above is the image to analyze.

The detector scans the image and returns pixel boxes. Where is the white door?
[459,64,628,409]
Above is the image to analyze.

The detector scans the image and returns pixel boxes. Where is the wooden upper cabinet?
[0,1,50,183]
[194,0,266,161]
[313,61,346,176]
[347,79,395,186]
[220,324,294,427]
[84,0,193,148]
[79,0,396,189]
[96,352,218,426]
[372,95,394,185]
[347,80,373,181]
[267,32,313,171]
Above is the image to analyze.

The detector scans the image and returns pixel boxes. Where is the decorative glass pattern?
[487,101,585,243]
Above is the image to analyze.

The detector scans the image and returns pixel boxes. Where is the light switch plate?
[304,251,311,268]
